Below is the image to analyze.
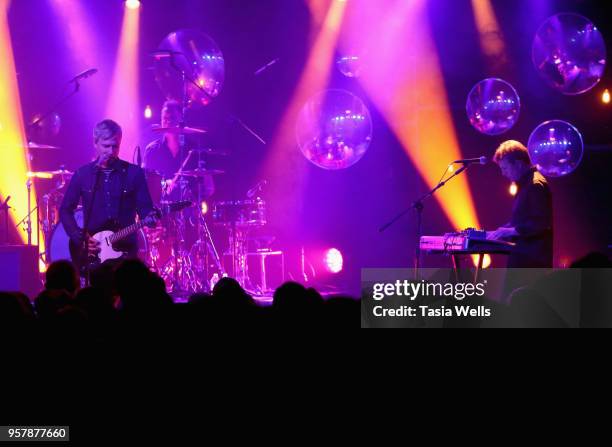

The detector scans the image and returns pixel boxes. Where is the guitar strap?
[83,167,102,240]
[80,166,102,282]
[116,164,129,229]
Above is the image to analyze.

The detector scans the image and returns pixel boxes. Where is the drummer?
[143,99,215,201]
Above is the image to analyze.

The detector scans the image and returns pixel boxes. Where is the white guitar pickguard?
[92,230,125,263]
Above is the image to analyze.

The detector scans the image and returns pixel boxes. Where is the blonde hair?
[93,119,122,143]
[493,140,531,165]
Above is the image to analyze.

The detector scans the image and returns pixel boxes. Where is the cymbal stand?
[0,196,11,245]
[189,173,225,291]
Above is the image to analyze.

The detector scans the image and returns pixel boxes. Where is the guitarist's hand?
[87,236,101,256]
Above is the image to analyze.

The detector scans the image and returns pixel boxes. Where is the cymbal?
[49,169,73,177]
[178,168,225,177]
[151,125,207,135]
[26,142,60,150]
[27,169,73,180]
[189,147,230,156]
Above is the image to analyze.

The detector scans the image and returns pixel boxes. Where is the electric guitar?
[69,201,192,270]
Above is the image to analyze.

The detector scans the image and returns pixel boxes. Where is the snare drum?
[47,208,149,263]
[212,198,266,227]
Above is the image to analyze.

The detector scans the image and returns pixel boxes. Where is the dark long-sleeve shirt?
[59,158,154,255]
[507,167,554,268]
[143,137,215,201]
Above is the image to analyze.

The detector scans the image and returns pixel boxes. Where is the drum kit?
[139,130,271,296]
[20,127,271,296]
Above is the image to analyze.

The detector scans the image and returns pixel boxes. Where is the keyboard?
[420,229,515,255]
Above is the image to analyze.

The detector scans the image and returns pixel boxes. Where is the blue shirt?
[59,158,154,252]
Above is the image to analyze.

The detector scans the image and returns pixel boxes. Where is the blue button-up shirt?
[59,158,154,254]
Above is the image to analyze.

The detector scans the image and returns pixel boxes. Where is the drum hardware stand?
[301,246,309,283]
[231,226,247,290]
[191,147,225,286]
[39,175,69,264]
[189,179,225,291]
[16,179,40,248]
[15,180,44,267]
[154,50,266,293]
[0,196,11,245]
[161,206,198,295]
[160,151,200,294]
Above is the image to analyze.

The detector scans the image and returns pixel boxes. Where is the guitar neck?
[108,221,146,245]
[105,201,189,245]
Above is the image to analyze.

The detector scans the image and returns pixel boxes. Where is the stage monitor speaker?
[0,245,41,298]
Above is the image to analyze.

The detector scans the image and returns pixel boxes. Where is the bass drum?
[47,208,149,264]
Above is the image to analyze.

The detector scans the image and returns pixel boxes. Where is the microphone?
[69,68,98,83]
[254,58,280,76]
[453,156,488,165]
[247,180,268,198]
[136,146,142,167]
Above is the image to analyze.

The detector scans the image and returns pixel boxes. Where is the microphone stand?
[166,51,267,146]
[27,78,82,135]
[379,164,473,277]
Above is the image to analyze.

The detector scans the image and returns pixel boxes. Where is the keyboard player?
[487,140,553,268]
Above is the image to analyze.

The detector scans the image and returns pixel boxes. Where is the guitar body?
[69,228,132,275]
[67,200,192,276]
[92,230,127,263]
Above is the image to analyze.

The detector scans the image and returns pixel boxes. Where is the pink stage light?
[106,3,141,161]
[144,105,153,119]
[324,248,344,274]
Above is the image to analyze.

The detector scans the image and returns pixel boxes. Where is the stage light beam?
[471,0,508,72]
[602,89,611,105]
[47,0,107,129]
[261,0,347,229]
[0,0,44,252]
[339,0,480,232]
[106,2,141,161]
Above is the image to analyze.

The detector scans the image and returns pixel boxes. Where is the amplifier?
[0,245,41,298]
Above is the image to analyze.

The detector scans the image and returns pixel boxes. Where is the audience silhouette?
[2,258,355,339]
[8,252,608,333]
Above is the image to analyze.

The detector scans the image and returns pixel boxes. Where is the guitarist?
[59,119,157,273]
